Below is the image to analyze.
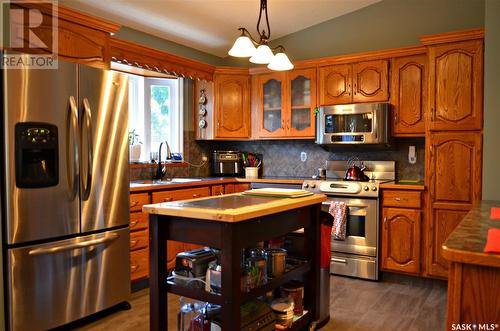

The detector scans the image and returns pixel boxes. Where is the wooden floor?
[72,273,447,331]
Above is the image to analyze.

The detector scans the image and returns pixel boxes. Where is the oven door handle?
[331,257,348,264]
[322,202,369,209]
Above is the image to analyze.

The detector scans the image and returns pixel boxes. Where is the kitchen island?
[442,201,500,329]
[143,192,327,331]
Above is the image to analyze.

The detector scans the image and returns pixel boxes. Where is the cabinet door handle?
[130,201,139,208]
[353,83,357,95]
[162,197,173,202]
[348,84,351,96]
[131,265,138,272]
[384,217,388,228]
[331,257,347,264]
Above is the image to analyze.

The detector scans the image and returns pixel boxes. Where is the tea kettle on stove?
[344,157,370,181]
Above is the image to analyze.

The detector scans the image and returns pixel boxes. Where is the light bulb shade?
[249,44,275,64]
[267,52,294,71]
[228,36,256,57]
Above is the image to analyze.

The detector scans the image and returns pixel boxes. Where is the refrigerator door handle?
[81,97,93,201]
[28,233,119,256]
[67,96,79,201]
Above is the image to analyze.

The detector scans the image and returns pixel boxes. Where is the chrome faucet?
[154,141,172,180]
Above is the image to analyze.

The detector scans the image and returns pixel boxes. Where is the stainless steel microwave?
[315,103,390,145]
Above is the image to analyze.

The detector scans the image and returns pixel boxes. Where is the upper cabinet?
[391,54,427,136]
[428,39,483,131]
[214,73,251,138]
[319,60,389,106]
[254,68,316,138]
[10,3,120,69]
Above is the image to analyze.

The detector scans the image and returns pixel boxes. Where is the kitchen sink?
[130,178,203,186]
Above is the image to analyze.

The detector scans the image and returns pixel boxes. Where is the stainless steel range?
[303,160,395,280]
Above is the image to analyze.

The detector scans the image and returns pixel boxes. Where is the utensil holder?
[245,167,259,179]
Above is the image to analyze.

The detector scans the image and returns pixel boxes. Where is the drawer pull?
[130,240,138,247]
[130,221,138,228]
[131,265,138,272]
[192,194,200,198]
[163,197,173,202]
[130,201,139,208]
[331,258,347,264]
[394,197,402,201]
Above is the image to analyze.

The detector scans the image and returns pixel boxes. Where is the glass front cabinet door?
[289,68,316,137]
[257,68,316,138]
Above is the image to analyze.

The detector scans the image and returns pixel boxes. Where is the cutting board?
[242,188,313,198]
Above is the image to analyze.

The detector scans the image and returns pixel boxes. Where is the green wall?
[115,26,225,66]
[268,0,485,60]
[482,0,500,200]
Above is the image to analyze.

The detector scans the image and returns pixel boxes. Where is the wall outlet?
[300,152,307,162]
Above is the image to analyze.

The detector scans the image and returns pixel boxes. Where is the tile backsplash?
[202,137,425,181]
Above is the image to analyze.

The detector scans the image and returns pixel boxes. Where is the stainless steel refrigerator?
[1,53,131,331]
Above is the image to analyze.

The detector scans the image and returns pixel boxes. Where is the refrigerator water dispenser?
[15,122,59,188]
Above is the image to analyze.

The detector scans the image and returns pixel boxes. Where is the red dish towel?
[491,207,500,220]
[484,228,500,254]
[329,201,347,240]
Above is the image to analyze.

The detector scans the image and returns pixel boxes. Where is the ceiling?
[59,0,381,58]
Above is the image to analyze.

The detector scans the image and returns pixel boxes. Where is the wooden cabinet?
[254,68,316,138]
[152,187,210,270]
[319,60,389,105]
[426,132,482,278]
[391,54,427,136]
[129,192,151,282]
[11,3,119,69]
[428,39,483,131]
[214,73,251,138]
[152,187,211,203]
[381,190,422,275]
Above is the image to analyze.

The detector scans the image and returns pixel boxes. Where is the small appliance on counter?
[211,150,243,176]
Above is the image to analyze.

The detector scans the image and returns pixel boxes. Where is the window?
[127,74,183,162]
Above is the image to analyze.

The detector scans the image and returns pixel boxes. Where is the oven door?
[322,197,378,257]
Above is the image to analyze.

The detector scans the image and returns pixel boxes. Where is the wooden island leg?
[149,214,168,331]
[304,205,321,322]
[220,223,242,330]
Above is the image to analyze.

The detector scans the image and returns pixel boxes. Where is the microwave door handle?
[67,96,79,201]
[28,233,119,256]
[81,98,93,201]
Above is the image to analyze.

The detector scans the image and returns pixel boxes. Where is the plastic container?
[245,167,259,179]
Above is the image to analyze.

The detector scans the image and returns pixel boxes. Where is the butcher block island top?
[142,192,327,222]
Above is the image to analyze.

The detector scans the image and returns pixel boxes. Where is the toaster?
[175,247,216,278]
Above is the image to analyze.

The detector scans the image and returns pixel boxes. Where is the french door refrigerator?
[2,53,131,331]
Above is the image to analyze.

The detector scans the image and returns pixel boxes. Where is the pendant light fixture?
[228,0,293,71]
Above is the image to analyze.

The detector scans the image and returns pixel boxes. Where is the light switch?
[408,146,416,164]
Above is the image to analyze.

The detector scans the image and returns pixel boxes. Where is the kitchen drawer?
[130,212,148,232]
[233,183,251,193]
[130,229,148,251]
[130,193,149,212]
[211,185,225,196]
[152,186,211,203]
[382,190,421,208]
[130,248,149,281]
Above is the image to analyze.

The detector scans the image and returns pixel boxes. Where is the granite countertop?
[380,180,425,191]
[442,201,500,268]
[143,192,326,222]
[129,176,309,192]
